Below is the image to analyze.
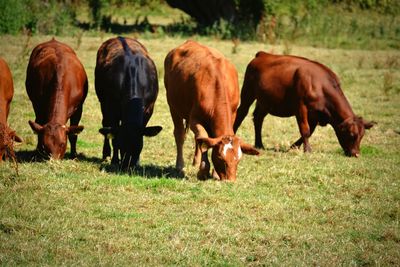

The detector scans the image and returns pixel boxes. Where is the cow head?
[29,120,83,159]
[99,124,162,169]
[335,116,375,157]
[196,135,259,181]
[0,123,22,161]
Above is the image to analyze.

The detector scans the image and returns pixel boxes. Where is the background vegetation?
[0,0,399,49]
[0,0,399,265]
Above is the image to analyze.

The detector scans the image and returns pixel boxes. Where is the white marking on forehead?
[223,142,233,157]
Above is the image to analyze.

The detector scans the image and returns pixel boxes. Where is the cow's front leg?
[190,122,208,167]
[291,119,317,150]
[102,137,111,159]
[190,121,210,179]
[296,104,311,153]
[111,137,119,164]
[68,104,84,158]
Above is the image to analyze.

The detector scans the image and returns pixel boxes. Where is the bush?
[0,0,77,35]
[0,0,28,34]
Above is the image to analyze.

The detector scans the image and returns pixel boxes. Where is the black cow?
[95,37,162,169]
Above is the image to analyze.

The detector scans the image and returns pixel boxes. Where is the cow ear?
[363,120,376,130]
[9,130,23,143]
[240,142,260,155]
[29,120,43,134]
[99,127,117,139]
[67,125,84,135]
[196,137,221,153]
[143,126,162,137]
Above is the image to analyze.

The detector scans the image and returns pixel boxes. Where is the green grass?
[0,34,399,265]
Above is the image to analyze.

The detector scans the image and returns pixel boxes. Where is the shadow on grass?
[100,162,185,179]
[15,149,183,179]
[77,18,197,36]
[15,150,103,164]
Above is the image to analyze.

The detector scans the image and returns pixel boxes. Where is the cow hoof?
[255,144,265,150]
[212,169,220,180]
[197,172,209,180]
[197,161,210,180]
[175,169,185,178]
[290,144,301,150]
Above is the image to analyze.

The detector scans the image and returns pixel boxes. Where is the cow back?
[164,40,239,136]
[26,39,88,123]
[95,37,158,117]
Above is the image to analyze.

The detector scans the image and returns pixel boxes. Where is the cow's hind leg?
[68,104,83,158]
[233,83,256,133]
[253,102,268,149]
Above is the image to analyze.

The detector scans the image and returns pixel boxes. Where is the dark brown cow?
[164,40,259,181]
[0,58,22,161]
[234,52,374,157]
[26,39,88,159]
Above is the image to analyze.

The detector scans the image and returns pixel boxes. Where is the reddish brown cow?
[234,52,374,157]
[0,58,22,161]
[26,39,88,159]
[164,40,259,181]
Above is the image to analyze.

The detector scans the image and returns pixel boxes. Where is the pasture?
[0,34,399,265]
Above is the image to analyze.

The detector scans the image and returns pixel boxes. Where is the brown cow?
[234,52,374,157]
[0,58,22,161]
[164,40,259,181]
[26,39,88,159]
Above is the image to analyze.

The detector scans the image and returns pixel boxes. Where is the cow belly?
[257,94,297,118]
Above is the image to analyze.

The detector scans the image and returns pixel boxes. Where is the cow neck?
[211,80,234,137]
[47,79,68,125]
[0,100,7,124]
[326,88,355,126]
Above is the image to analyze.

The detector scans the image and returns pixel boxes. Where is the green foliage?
[332,0,400,14]
[0,0,77,35]
[0,0,28,34]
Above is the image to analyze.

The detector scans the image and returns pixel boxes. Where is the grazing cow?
[95,37,162,169]
[26,39,88,159]
[0,58,22,161]
[234,52,374,157]
[164,40,259,181]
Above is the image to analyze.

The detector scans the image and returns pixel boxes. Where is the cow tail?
[118,36,133,56]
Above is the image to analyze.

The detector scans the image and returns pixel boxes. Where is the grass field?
[0,33,399,265]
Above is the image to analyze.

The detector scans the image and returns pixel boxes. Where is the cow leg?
[190,122,210,179]
[295,104,312,152]
[100,100,120,164]
[190,122,208,167]
[102,137,111,160]
[253,102,268,149]
[291,116,317,150]
[171,114,186,172]
[68,104,83,158]
[197,151,210,180]
[233,84,255,133]
[110,138,119,165]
